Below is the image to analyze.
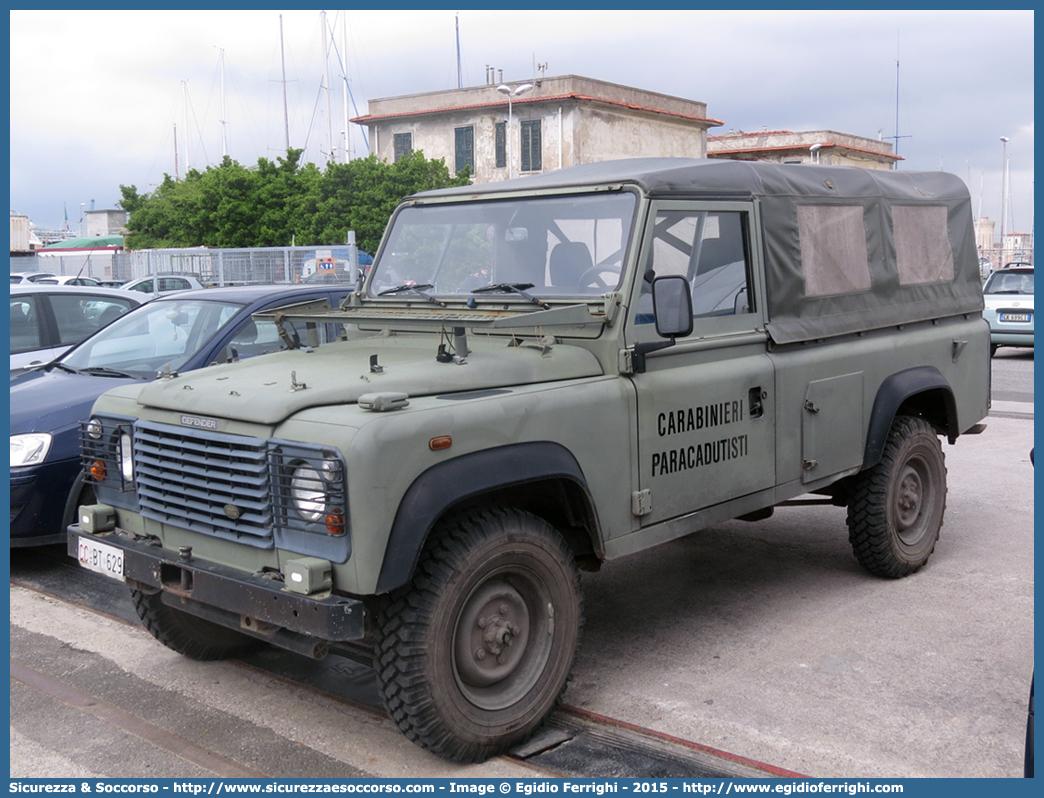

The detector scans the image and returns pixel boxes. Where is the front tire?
[374,507,583,762]
[846,416,947,578]
[131,588,260,661]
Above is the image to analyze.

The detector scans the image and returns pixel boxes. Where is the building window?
[495,122,506,169]
[520,120,541,172]
[455,126,474,176]
[393,132,412,162]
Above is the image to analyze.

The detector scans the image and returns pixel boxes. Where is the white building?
[707,129,899,169]
[352,75,722,183]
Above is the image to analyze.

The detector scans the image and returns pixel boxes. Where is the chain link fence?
[13,245,363,287]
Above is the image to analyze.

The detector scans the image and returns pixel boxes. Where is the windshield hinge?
[599,292,623,325]
[618,349,635,375]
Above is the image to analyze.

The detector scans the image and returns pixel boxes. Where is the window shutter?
[520,120,541,172]
[455,126,474,175]
[393,133,412,162]
[495,122,506,169]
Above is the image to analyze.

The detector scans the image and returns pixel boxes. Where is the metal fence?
[13,245,357,286]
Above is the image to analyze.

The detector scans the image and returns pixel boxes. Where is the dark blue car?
[9,283,353,547]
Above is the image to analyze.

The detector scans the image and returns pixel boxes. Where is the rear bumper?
[67,525,366,643]
[990,330,1035,347]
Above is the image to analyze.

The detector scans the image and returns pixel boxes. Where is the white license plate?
[77,537,125,580]
[1000,313,1030,322]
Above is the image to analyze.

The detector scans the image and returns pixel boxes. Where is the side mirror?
[652,275,693,339]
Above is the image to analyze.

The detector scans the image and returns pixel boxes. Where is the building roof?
[352,93,723,127]
[38,235,124,251]
[352,74,722,129]
[708,129,901,162]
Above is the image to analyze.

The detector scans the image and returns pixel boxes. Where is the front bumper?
[67,524,366,646]
[10,458,82,547]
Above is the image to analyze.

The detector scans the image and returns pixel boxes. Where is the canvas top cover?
[415,158,983,345]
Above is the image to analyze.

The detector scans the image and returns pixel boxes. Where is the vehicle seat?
[549,242,593,289]
[97,306,125,328]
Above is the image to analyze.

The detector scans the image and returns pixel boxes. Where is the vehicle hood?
[10,368,144,461]
[131,338,604,425]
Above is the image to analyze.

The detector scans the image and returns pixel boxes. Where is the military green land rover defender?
[70,159,990,761]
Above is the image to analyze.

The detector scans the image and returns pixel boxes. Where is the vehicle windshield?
[368,192,637,299]
[61,298,244,378]
[984,270,1033,295]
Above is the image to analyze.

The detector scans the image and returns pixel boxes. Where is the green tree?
[120,150,469,253]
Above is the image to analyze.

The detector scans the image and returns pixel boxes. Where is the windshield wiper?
[378,283,444,306]
[471,282,549,309]
[79,366,139,379]
[52,362,80,374]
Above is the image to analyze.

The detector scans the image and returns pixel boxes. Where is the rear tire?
[374,507,582,762]
[846,416,947,578]
[130,588,260,661]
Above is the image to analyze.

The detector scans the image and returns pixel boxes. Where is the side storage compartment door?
[626,201,776,526]
[800,372,864,483]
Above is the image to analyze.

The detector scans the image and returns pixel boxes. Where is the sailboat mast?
[280,14,291,156]
[342,13,350,163]
[322,11,333,163]
[173,123,180,182]
[183,81,191,172]
[456,14,463,89]
[219,47,228,158]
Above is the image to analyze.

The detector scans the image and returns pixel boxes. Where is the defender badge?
[180,414,219,431]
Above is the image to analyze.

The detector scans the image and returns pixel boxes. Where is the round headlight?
[119,433,134,483]
[87,418,103,439]
[291,465,326,522]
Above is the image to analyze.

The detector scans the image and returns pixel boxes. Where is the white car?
[9,271,56,284]
[35,275,104,286]
[9,284,145,371]
[121,274,205,295]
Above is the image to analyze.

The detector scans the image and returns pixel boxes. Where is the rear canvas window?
[797,205,871,297]
[893,205,955,285]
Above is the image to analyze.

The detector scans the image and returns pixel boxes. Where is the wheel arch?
[375,441,602,594]
[863,366,958,469]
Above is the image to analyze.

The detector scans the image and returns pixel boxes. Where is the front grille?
[134,421,273,545]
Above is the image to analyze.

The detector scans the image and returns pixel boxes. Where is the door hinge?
[631,489,653,517]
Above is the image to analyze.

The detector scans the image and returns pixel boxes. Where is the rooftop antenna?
[889,36,912,165]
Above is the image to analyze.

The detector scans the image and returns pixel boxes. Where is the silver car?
[9,284,144,371]
[982,265,1034,356]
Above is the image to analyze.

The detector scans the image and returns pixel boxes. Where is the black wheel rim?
[893,454,933,547]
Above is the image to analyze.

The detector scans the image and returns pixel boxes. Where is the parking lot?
[9,356,1034,779]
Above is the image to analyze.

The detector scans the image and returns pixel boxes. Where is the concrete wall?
[85,209,128,237]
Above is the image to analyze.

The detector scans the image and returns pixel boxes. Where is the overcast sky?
[9,9,1034,241]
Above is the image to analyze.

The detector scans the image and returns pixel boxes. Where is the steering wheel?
[575,264,621,291]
